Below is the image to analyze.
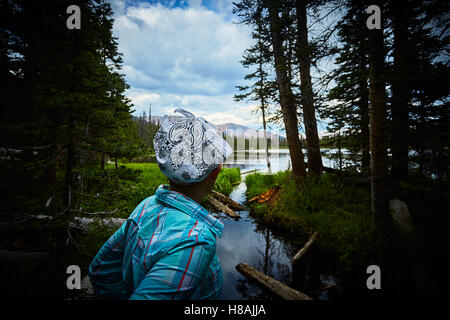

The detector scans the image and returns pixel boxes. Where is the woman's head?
[153,109,232,186]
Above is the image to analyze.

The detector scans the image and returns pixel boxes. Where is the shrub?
[245,170,378,276]
[213,167,241,196]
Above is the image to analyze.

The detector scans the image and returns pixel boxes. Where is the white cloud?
[113,3,252,94]
[112,1,257,128]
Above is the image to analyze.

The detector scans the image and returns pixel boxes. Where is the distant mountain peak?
[133,115,285,139]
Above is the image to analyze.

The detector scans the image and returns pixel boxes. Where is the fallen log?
[292,231,319,264]
[206,195,240,219]
[211,190,245,211]
[236,262,312,300]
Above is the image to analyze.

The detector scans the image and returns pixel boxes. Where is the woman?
[88,109,232,300]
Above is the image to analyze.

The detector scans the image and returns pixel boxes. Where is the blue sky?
[109,0,335,135]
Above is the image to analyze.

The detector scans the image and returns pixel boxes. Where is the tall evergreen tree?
[323,2,370,174]
[295,0,323,176]
[0,0,142,210]
[266,0,307,182]
[367,1,390,228]
[234,6,276,174]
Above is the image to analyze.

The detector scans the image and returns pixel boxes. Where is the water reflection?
[216,183,295,300]
[216,150,340,300]
[223,148,337,173]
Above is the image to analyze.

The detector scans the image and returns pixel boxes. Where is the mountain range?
[143,115,285,140]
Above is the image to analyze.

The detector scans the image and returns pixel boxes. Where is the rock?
[81,275,95,296]
[389,199,416,242]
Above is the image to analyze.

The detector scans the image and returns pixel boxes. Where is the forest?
[0,0,448,300]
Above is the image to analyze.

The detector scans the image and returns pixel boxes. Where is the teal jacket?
[88,184,224,300]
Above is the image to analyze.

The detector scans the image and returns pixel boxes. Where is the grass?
[245,170,379,276]
[87,164,241,217]
[213,167,241,196]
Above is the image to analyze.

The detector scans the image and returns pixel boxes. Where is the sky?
[109,0,336,135]
[109,0,263,128]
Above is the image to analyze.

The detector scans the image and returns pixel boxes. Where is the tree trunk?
[101,152,106,170]
[267,0,306,183]
[368,20,390,228]
[64,111,75,207]
[296,0,323,176]
[43,161,57,186]
[390,1,410,185]
[258,38,272,175]
[358,35,370,175]
[261,106,272,175]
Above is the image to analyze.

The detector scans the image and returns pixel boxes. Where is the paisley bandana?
[153,108,233,185]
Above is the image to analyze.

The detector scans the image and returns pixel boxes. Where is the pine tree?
[234,5,276,174]
[367,0,389,228]
[323,2,370,174]
[0,0,143,209]
[266,0,307,182]
[295,0,323,176]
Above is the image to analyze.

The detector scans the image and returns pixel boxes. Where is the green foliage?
[75,163,168,218]
[245,170,378,275]
[244,170,288,199]
[213,167,241,196]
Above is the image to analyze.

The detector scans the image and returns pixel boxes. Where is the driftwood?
[211,190,245,211]
[292,231,319,264]
[236,263,312,300]
[308,283,338,296]
[206,195,240,219]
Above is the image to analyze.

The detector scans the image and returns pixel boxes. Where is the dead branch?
[308,283,338,296]
[236,262,313,300]
[292,231,319,264]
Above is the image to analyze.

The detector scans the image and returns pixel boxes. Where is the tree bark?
[368,19,390,228]
[390,1,410,185]
[296,0,323,176]
[358,34,370,175]
[267,0,307,184]
[101,152,106,170]
[259,42,272,175]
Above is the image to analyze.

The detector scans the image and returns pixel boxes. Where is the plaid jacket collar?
[155,184,224,238]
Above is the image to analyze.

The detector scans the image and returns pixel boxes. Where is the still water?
[216,149,341,300]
